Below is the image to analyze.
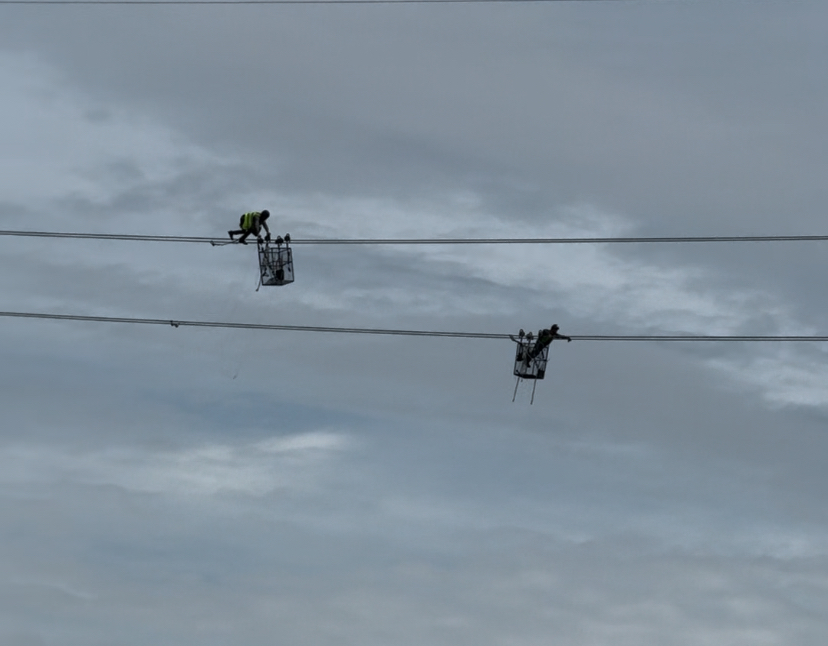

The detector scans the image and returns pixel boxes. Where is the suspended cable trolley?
[257,235,294,287]
[510,325,571,404]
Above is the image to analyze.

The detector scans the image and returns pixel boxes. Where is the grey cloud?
[4,3,827,227]
[3,3,828,642]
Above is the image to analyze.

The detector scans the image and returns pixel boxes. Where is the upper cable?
[3,229,828,245]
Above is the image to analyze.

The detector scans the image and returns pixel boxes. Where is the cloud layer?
[3,4,828,643]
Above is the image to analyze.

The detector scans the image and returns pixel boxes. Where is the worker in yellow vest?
[228,210,271,245]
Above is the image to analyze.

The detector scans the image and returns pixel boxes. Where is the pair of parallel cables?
[2,228,827,343]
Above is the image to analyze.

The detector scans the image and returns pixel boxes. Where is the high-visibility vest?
[241,212,260,230]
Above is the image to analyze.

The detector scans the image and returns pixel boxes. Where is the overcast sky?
[2,1,828,644]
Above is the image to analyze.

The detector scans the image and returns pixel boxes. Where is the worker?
[526,324,571,361]
[228,210,271,245]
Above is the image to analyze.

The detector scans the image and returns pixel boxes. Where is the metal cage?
[257,241,294,286]
[513,339,549,380]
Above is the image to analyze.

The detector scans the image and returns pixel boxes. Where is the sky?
[1,0,828,643]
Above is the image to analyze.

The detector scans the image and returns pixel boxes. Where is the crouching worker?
[229,210,271,245]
